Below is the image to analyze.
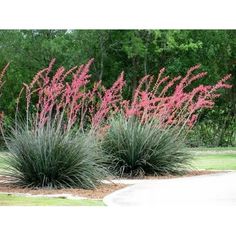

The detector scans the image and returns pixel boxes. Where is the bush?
[103,116,192,177]
[2,122,109,189]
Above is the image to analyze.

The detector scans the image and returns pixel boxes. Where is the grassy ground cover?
[191,153,236,170]
[189,147,236,170]
[189,147,236,151]
[0,193,104,206]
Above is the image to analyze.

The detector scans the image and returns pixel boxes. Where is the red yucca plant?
[19,59,232,132]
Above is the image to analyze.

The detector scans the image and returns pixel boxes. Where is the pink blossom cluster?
[22,59,232,131]
[23,59,125,130]
[122,64,232,128]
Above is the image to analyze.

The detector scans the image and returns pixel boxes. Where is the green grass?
[0,193,104,206]
[192,153,236,170]
[188,147,236,151]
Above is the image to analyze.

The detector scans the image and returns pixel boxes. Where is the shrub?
[103,116,191,177]
[2,121,109,189]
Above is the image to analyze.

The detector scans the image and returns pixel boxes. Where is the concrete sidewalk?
[104,171,236,206]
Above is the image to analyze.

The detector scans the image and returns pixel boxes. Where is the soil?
[0,170,224,200]
[0,181,127,200]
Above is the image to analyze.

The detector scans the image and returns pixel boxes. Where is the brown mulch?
[0,170,224,200]
[0,181,127,200]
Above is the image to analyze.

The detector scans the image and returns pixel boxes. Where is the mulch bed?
[0,181,127,200]
[0,170,224,199]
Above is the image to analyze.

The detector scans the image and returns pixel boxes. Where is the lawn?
[189,147,236,151]
[191,153,236,170]
[190,147,236,170]
[0,194,104,206]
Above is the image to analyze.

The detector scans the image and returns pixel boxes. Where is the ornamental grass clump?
[2,121,109,189]
[103,116,191,177]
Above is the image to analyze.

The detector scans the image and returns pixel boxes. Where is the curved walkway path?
[104,171,236,206]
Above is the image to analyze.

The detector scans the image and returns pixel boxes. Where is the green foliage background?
[0,30,235,146]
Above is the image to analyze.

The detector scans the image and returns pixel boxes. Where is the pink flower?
[22,60,232,131]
